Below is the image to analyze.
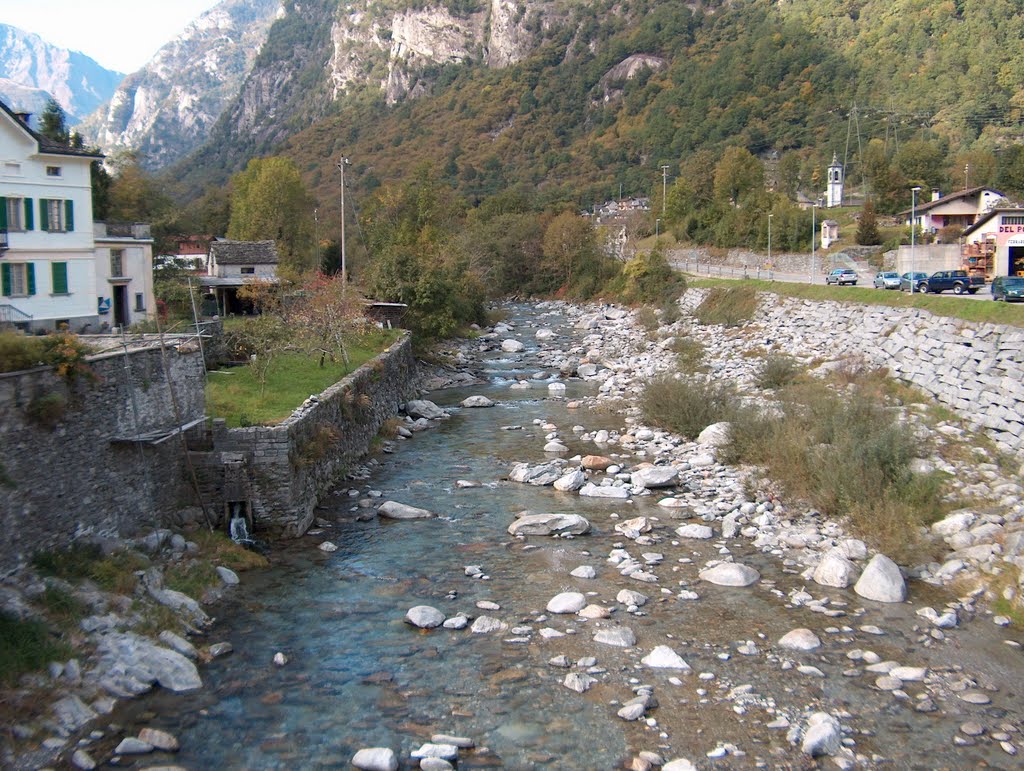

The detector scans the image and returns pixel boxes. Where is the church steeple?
[826,153,844,208]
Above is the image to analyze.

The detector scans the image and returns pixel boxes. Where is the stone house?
[200,239,280,315]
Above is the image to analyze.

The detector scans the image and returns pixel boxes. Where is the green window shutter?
[1,263,10,296]
[39,199,49,231]
[64,200,74,232]
[0,197,7,230]
[24,198,33,230]
[26,263,36,295]
[51,262,68,294]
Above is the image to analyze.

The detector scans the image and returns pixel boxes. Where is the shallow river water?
[114,304,1022,770]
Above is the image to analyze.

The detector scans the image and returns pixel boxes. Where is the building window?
[51,262,69,294]
[46,166,62,177]
[1002,215,1024,226]
[135,292,145,312]
[110,249,125,277]
[40,198,73,232]
[1,262,35,296]
[240,266,255,274]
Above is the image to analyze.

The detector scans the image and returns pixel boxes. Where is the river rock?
[615,517,652,537]
[509,462,563,485]
[854,553,906,603]
[697,421,731,447]
[461,395,494,408]
[641,645,691,670]
[412,743,460,762]
[405,400,448,420]
[158,631,198,660]
[554,469,586,492]
[801,712,842,757]
[579,604,612,619]
[114,737,153,755]
[631,466,679,489]
[352,747,399,771]
[676,524,714,539]
[216,566,240,585]
[536,328,555,340]
[547,592,587,614]
[564,672,597,693]
[419,759,454,771]
[581,455,614,470]
[699,563,760,587]
[778,628,821,651]
[53,695,98,734]
[813,550,858,589]
[508,512,591,536]
[544,440,569,452]
[570,565,597,579]
[501,339,525,353]
[137,728,179,751]
[579,483,630,499]
[617,589,648,606]
[95,632,202,693]
[470,616,507,634]
[593,626,636,647]
[662,760,697,771]
[578,363,599,377]
[406,606,445,629]
[931,511,976,538]
[378,501,436,520]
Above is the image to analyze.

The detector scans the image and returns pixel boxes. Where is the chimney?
[13,111,31,125]
[932,188,941,202]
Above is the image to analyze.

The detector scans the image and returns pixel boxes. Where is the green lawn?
[689,278,1024,327]
[206,329,403,427]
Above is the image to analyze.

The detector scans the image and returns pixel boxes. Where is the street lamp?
[338,156,351,287]
[810,203,817,284]
[910,186,921,294]
[655,218,661,242]
[767,213,773,268]
[661,165,670,215]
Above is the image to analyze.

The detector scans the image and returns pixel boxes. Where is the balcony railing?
[94,222,152,239]
[0,304,32,325]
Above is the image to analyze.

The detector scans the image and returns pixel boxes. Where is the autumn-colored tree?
[713,147,765,205]
[289,273,365,367]
[228,157,315,272]
[856,199,882,246]
[542,212,599,291]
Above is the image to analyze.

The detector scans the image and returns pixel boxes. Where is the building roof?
[0,98,104,159]
[897,186,1003,217]
[209,239,279,265]
[961,207,1024,238]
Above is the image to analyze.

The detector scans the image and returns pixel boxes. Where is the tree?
[713,147,765,206]
[289,273,364,367]
[228,157,315,272]
[856,199,882,246]
[996,145,1024,198]
[38,99,70,144]
[894,139,946,190]
[542,212,599,291]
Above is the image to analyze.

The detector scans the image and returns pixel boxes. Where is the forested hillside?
[165,0,1024,225]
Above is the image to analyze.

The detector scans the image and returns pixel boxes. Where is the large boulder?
[501,339,525,353]
[697,421,731,447]
[581,455,614,470]
[508,512,591,536]
[553,469,586,492]
[641,645,690,670]
[461,395,494,408]
[801,712,842,757]
[579,483,630,499]
[676,524,713,540]
[378,501,436,520]
[853,553,906,603]
[405,606,445,629]
[813,550,859,589]
[404,400,448,420]
[699,563,760,587]
[630,466,679,489]
[94,632,202,693]
[352,748,398,771]
[546,592,587,614]
[508,462,563,486]
[778,628,821,651]
[593,626,637,647]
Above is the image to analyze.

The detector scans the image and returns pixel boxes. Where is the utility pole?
[661,164,670,215]
[338,157,350,287]
[810,203,817,284]
[314,208,321,272]
[767,213,773,268]
[910,186,921,294]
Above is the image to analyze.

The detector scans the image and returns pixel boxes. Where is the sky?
[3,0,224,73]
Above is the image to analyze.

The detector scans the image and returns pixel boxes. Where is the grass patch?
[723,378,947,560]
[694,286,759,327]
[32,543,149,594]
[206,328,402,427]
[669,336,707,373]
[689,277,1024,328]
[757,353,802,390]
[0,613,72,686]
[39,585,89,629]
[164,562,220,599]
[188,529,268,572]
[641,374,739,439]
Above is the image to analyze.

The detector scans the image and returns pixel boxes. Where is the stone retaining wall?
[680,288,1024,456]
[0,343,206,576]
[190,334,418,537]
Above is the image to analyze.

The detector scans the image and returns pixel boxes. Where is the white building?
[826,153,843,208]
[94,222,156,329]
[200,239,280,315]
[1,101,101,331]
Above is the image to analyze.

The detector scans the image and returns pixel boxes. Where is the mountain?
[158,0,1024,213]
[0,24,123,123]
[76,0,283,169]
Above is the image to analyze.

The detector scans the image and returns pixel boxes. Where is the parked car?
[919,270,984,295]
[992,275,1024,302]
[873,271,901,289]
[900,272,928,292]
[826,268,858,285]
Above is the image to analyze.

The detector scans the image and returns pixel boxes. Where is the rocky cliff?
[77,0,282,169]
[0,24,123,123]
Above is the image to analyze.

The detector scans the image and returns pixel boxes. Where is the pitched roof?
[0,98,103,159]
[209,239,280,265]
[897,186,1003,216]
[962,207,1024,238]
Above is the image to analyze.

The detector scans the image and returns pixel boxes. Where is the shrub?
[694,286,758,327]
[0,331,46,373]
[0,612,71,686]
[40,585,89,628]
[620,249,687,306]
[641,374,738,439]
[757,354,801,390]
[670,336,706,373]
[635,306,660,333]
[25,392,66,429]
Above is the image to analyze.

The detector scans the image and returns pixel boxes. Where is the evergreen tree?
[856,199,882,246]
[38,99,70,144]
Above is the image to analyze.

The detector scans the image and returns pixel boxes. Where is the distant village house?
[199,238,280,315]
